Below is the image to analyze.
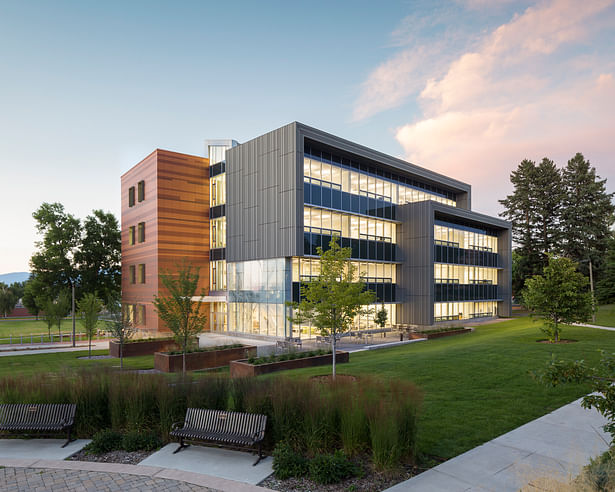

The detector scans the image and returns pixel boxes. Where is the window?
[128,187,135,207]
[129,265,136,284]
[136,304,146,325]
[138,222,145,243]
[138,264,146,284]
[137,180,145,202]
[128,226,135,246]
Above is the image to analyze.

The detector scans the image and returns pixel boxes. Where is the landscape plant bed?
[230,351,349,377]
[109,337,197,357]
[408,327,472,340]
[154,344,257,372]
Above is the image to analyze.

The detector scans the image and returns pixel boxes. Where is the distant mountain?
[0,272,30,285]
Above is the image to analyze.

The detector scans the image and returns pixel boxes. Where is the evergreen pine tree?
[561,153,615,275]
[597,237,615,304]
[533,158,564,261]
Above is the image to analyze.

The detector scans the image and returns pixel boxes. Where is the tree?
[289,237,376,379]
[534,351,615,442]
[75,210,121,305]
[8,281,26,304]
[30,202,81,298]
[105,308,136,370]
[523,256,593,342]
[78,293,103,358]
[597,237,615,304]
[0,283,16,318]
[533,158,564,258]
[22,279,43,320]
[55,290,71,336]
[152,261,207,375]
[374,304,388,330]
[41,298,59,339]
[561,153,615,273]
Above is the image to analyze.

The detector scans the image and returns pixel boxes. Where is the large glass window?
[434,301,498,321]
[210,260,227,291]
[304,206,396,243]
[434,264,498,284]
[210,173,226,206]
[211,217,226,249]
[434,221,498,251]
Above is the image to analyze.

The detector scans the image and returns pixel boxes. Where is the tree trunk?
[88,335,92,359]
[332,335,336,381]
[120,341,123,370]
[183,350,186,375]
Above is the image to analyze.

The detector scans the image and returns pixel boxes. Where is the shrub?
[309,450,359,484]
[272,441,309,479]
[85,429,123,454]
[576,447,615,491]
[122,430,162,452]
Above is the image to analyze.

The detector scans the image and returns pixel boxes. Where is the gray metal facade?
[226,121,512,326]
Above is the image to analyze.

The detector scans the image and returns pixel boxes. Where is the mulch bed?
[310,374,358,384]
[261,459,425,492]
[68,449,154,465]
[537,339,578,344]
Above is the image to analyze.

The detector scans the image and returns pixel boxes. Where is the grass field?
[0,318,102,344]
[267,316,615,460]
[0,349,154,377]
[595,304,615,327]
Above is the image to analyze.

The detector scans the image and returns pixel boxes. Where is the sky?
[1,0,614,274]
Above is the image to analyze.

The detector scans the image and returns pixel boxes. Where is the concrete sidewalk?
[385,397,610,491]
[573,322,615,331]
[0,340,109,356]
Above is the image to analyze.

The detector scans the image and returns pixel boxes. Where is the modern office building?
[121,122,511,338]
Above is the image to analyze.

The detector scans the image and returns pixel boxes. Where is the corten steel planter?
[229,351,350,378]
[109,337,198,357]
[154,345,257,373]
[407,328,473,340]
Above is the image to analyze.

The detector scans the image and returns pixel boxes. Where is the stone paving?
[0,467,217,491]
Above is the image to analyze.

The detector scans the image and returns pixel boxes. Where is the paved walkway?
[573,322,615,331]
[0,340,109,356]
[385,397,610,491]
[0,458,273,492]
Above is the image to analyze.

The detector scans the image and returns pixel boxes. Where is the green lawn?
[0,350,154,377]
[268,317,615,460]
[595,304,615,327]
[0,318,102,344]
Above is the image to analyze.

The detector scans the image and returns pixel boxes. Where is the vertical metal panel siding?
[226,122,301,262]
[497,228,513,317]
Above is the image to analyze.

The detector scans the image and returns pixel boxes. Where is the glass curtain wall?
[227,258,291,337]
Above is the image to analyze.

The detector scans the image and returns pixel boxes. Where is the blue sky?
[1,0,614,273]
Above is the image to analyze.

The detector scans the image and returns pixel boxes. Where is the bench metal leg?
[62,429,73,448]
[253,443,264,466]
[173,437,189,454]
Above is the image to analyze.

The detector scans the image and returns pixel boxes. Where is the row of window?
[434,264,498,284]
[292,281,395,303]
[304,206,397,243]
[304,146,456,202]
[210,173,226,207]
[292,257,397,284]
[434,301,497,322]
[434,244,499,268]
[128,222,146,245]
[305,182,396,220]
[434,221,498,252]
[305,232,397,262]
[128,180,145,207]
[128,264,146,284]
[434,283,499,303]
[210,260,227,291]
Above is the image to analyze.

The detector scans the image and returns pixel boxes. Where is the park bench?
[276,337,302,351]
[0,403,76,447]
[170,408,268,465]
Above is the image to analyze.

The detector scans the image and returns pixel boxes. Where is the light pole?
[71,281,76,347]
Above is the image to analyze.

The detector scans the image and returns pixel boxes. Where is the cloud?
[354,0,615,214]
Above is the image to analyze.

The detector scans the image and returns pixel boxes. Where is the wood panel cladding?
[121,149,209,335]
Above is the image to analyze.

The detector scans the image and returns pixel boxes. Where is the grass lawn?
[0,318,102,344]
[595,304,615,327]
[0,350,154,377]
[270,316,615,461]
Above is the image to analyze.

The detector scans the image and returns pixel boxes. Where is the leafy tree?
[41,298,60,339]
[30,202,81,298]
[523,256,593,342]
[597,237,615,304]
[8,281,26,303]
[152,261,207,375]
[55,290,71,336]
[0,283,16,318]
[374,304,388,330]
[561,153,615,274]
[106,308,136,370]
[22,279,43,320]
[289,237,375,379]
[534,351,615,442]
[75,210,121,305]
[78,293,103,359]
